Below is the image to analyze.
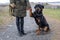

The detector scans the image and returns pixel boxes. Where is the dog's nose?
[36,9,39,11]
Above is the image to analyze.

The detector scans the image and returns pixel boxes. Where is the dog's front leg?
[36,18,40,23]
[29,9,33,17]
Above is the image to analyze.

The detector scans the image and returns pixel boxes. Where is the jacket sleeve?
[26,0,31,8]
[9,0,15,16]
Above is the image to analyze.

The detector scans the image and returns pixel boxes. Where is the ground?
[0,11,60,40]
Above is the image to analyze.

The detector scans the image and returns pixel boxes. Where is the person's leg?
[19,17,26,35]
[16,17,21,33]
[16,17,26,36]
[20,17,24,33]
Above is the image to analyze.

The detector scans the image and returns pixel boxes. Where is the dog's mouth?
[35,8,42,12]
[36,9,42,13]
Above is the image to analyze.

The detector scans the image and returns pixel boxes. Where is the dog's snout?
[35,8,41,12]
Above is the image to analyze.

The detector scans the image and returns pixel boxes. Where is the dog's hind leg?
[44,26,50,32]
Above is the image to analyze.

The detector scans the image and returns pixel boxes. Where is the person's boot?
[22,31,26,35]
[18,32,23,37]
[17,29,23,36]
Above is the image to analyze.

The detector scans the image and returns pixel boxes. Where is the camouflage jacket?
[10,0,31,17]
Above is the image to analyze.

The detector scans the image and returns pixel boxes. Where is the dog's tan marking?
[44,26,48,31]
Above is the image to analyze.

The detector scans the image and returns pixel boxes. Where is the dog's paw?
[36,29,41,35]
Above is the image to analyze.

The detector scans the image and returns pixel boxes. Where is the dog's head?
[34,4,44,12]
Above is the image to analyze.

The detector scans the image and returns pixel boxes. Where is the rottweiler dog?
[30,4,50,35]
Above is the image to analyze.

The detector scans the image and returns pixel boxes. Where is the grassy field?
[0,6,13,25]
[43,8,60,20]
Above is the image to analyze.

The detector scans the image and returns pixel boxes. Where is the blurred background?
[0,0,60,40]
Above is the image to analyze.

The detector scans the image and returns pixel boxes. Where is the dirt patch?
[44,15,60,40]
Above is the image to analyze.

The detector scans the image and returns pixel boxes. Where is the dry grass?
[0,6,13,25]
[43,8,60,20]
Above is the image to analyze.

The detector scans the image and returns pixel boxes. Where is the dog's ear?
[42,5,44,9]
[34,5,38,9]
[34,4,40,9]
[34,4,44,9]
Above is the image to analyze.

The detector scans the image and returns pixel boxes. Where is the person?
[9,0,31,36]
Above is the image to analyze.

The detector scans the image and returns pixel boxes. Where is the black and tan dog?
[30,4,50,35]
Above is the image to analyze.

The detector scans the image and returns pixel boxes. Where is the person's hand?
[26,7,32,10]
[26,7,29,10]
[9,3,16,8]
[29,8,33,17]
[29,8,32,12]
